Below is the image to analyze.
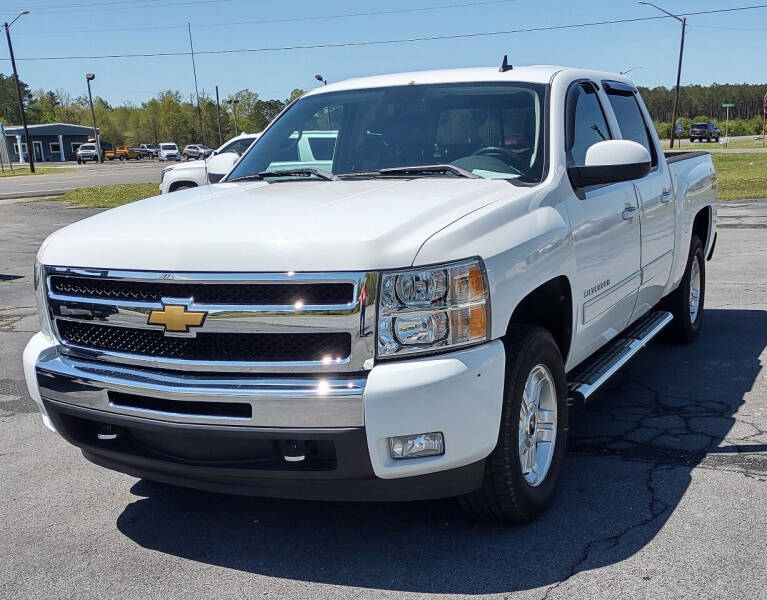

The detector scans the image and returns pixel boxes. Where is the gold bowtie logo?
[147,304,206,333]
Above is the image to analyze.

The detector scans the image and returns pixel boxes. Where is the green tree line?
[638,82,766,138]
[0,72,303,148]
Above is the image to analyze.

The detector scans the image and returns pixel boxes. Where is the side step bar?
[568,310,673,403]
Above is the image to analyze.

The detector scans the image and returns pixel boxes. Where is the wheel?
[715,137,720,143]
[458,325,568,523]
[170,183,196,192]
[662,235,705,343]
[77,158,82,164]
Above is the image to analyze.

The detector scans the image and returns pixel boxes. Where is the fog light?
[388,432,444,460]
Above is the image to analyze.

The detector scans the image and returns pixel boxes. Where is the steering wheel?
[471,146,524,174]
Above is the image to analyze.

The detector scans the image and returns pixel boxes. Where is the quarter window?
[605,91,657,166]
[566,83,611,166]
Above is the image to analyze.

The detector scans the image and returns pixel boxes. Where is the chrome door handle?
[622,206,639,220]
[660,188,673,203]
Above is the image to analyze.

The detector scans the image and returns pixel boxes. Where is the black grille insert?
[57,321,352,362]
[109,391,252,419]
[50,276,354,306]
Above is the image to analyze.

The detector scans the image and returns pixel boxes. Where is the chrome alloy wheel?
[689,254,702,323]
[518,364,558,487]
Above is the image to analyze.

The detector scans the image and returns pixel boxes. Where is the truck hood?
[39,178,532,271]
[167,159,205,171]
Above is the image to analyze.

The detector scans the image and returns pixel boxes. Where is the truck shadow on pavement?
[116,308,766,595]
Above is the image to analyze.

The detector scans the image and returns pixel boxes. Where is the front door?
[564,81,642,367]
[33,141,44,162]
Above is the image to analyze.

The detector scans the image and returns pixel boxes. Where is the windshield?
[228,83,547,183]
[161,144,177,151]
[79,144,95,150]
[692,123,708,128]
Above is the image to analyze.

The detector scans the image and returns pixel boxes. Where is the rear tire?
[458,325,568,523]
[663,235,705,343]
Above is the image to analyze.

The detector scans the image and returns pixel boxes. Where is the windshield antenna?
[499,54,513,72]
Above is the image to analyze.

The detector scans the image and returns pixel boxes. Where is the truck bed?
[664,150,710,164]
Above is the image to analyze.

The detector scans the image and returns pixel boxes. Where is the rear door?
[604,82,675,321]
[564,81,642,364]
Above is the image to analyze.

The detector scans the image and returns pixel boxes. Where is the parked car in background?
[104,146,142,161]
[158,143,180,161]
[182,144,212,160]
[139,144,159,159]
[27,66,717,522]
[690,122,720,143]
[160,133,259,194]
[75,143,100,163]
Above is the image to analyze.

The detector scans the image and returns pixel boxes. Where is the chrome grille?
[45,268,377,373]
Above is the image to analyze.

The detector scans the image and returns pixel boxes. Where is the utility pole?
[85,73,102,162]
[639,2,685,149]
[5,11,34,172]
[215,85,223,146]
[762,92,766,149]
[188,23,204,145]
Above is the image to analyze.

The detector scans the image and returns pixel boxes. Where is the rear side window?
[565,82,612,166]
[606,91,657,166]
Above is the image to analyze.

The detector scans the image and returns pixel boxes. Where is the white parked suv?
[160,133,259,194]
[158,142,180,161]
[25,65,717,522]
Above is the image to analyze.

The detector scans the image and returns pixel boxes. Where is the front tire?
[663,235,705,343]
[458,325,568,523]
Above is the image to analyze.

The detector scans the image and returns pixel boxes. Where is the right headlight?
[160,166,174,182]
[34,259,55,340]
[377,258,490,359]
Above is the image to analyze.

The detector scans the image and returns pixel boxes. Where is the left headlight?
[377,258,490,358]
[34,259,54,339]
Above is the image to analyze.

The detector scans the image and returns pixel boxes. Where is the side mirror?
[206,151,239,183]
[568,140,651,189]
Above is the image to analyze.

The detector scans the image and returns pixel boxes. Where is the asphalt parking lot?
[0,199,765,599]
[0,162,165,200]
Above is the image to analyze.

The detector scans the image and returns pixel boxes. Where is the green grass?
[661,138,767,150]
[0,166,74,177]
[59,183,159,208]
[711,153,767,201]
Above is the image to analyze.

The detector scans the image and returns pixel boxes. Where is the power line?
[4,4,767,62]
[13,0,522,36]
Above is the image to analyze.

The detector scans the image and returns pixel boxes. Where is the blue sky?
[1,0,765,106]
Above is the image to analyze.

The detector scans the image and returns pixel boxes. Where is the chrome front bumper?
[36,350,366,428]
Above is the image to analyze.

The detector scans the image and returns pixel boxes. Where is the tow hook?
[281,440,306,462]
[97,425,118,441]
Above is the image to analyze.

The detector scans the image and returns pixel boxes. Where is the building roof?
[2,123,97,136]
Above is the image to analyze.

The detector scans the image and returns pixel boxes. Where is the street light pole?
[85,73,102,162]
[4,11,34,172]
[639,2,685,149]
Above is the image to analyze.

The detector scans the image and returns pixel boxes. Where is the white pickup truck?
[24,64,717,522]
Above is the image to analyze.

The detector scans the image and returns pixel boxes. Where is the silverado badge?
[147,303,206,334]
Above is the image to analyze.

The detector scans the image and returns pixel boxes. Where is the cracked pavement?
[0,200,765,599]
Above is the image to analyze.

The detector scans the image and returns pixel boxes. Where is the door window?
[566,83,611,166]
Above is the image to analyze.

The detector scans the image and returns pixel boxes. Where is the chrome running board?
[568,310,673,403]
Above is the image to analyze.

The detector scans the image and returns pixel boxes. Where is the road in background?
[0,162,166,200]
[0,200,765,599]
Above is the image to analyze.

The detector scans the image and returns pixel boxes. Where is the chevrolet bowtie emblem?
[147,303,206,333]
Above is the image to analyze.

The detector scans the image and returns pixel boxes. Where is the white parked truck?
[25,65,717,522]
[159,133,260,194]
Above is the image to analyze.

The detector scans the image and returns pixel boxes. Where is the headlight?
[377,258,489,358]
[34,259,55,340]
[160,166,173,182]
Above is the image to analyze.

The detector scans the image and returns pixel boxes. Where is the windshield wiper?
[229,168,339,182]
[353,164,480,179]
